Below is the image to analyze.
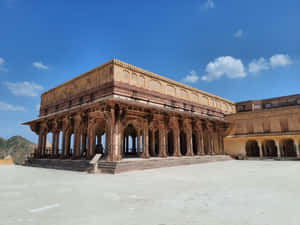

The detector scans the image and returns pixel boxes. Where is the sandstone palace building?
[23,59,300,173]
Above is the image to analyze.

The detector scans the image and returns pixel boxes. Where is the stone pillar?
[72,114,82,159]
[141,119,150,158]
[150,131,155,156]
[65,133,71,158]
[61,132,67,158]
[294,139,300,159]
[137,131,140,156]
[158,121,167,157]
[61,116,71,158]
[87,118,96,159]
[126,135,129,153]
[183,119,193,156]
[258,141,263,159]
[133,134,137,154]
[51,132,57,158]
[81,133,87,155]
[217,126,226,155]
[73,132,81,159]
[105,107,122,162]
[37,133,43,157]
[196,131,204,155]
[42,133,47,157]
[206,122,215,155]
[173,128,181,157]
[275,140,281,159]
[169,117,181,157]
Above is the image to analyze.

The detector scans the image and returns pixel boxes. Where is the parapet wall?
[39,59,235,117]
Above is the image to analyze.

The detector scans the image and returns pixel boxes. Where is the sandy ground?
[1,160,300,225]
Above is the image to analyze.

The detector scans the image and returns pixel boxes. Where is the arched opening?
[69,133,74,158]
[281,139,297,157]
[59,132,63,156]
[95,133,106,154]
[262,140,277,157]
[123,124,138,158]
[246,140,259,157]
[167,130,174,156]
[192,133,198,155]
[46,133,53,158]
[180,131,187,156]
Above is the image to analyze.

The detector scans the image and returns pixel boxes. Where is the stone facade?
[24,59,233,163]
[225,95,300,159]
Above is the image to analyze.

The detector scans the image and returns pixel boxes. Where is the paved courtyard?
[1,160,300,225]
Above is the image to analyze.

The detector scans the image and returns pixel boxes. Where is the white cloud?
[201,0,215,10]
[233,29,244,38]
[0,57,8,72]
[201,56,246,81]
[0,101,25,111]
[248,57,269,74]
[183,70,199,83]
[248,54,292,74]
[32,62,48,70]
[4,81,43,97]
[270,54,292,68]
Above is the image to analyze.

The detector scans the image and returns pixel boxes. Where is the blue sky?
[0,0,300,142]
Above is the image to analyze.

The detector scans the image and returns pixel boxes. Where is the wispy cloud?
[183,70,199,83]
[32,62,48,70]
[248,57,269,74]
[201,56,246,82]
[3,81,43,97]
[249,54,292,74]
[233,29,244,38]
[0,101,25,111]
[0,57,8,72]
[201,0,215,10]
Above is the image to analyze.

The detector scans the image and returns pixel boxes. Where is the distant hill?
[0,136,36,164]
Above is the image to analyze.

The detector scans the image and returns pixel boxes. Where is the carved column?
[37,132,43,157]
[51,120,59,158]
[81,131,87,156]
[258,141,263,159]
[72,114,82,159]
[42,133,47,157]
[169,117,181,157]
[141,119,150,158]
[51,132,57,158]
[38,122,48,158]
[207,121,215,155]
[183,119,193,156]
[97,135,101,146]
[137,131,140,156]
[87,118,96,159]
[133,134,137,154]
[217,126,226,155]
[158,120,167,157]
[195,120,204,155]
[61,116,71,158]
[294,138,300,159]
[151,130,155,156]
[275,139,281,159]
[126,135,129,154]
[105,107,122,162]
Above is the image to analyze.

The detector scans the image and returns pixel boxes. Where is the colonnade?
[30,105,228,162]
[245,138,300,159]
